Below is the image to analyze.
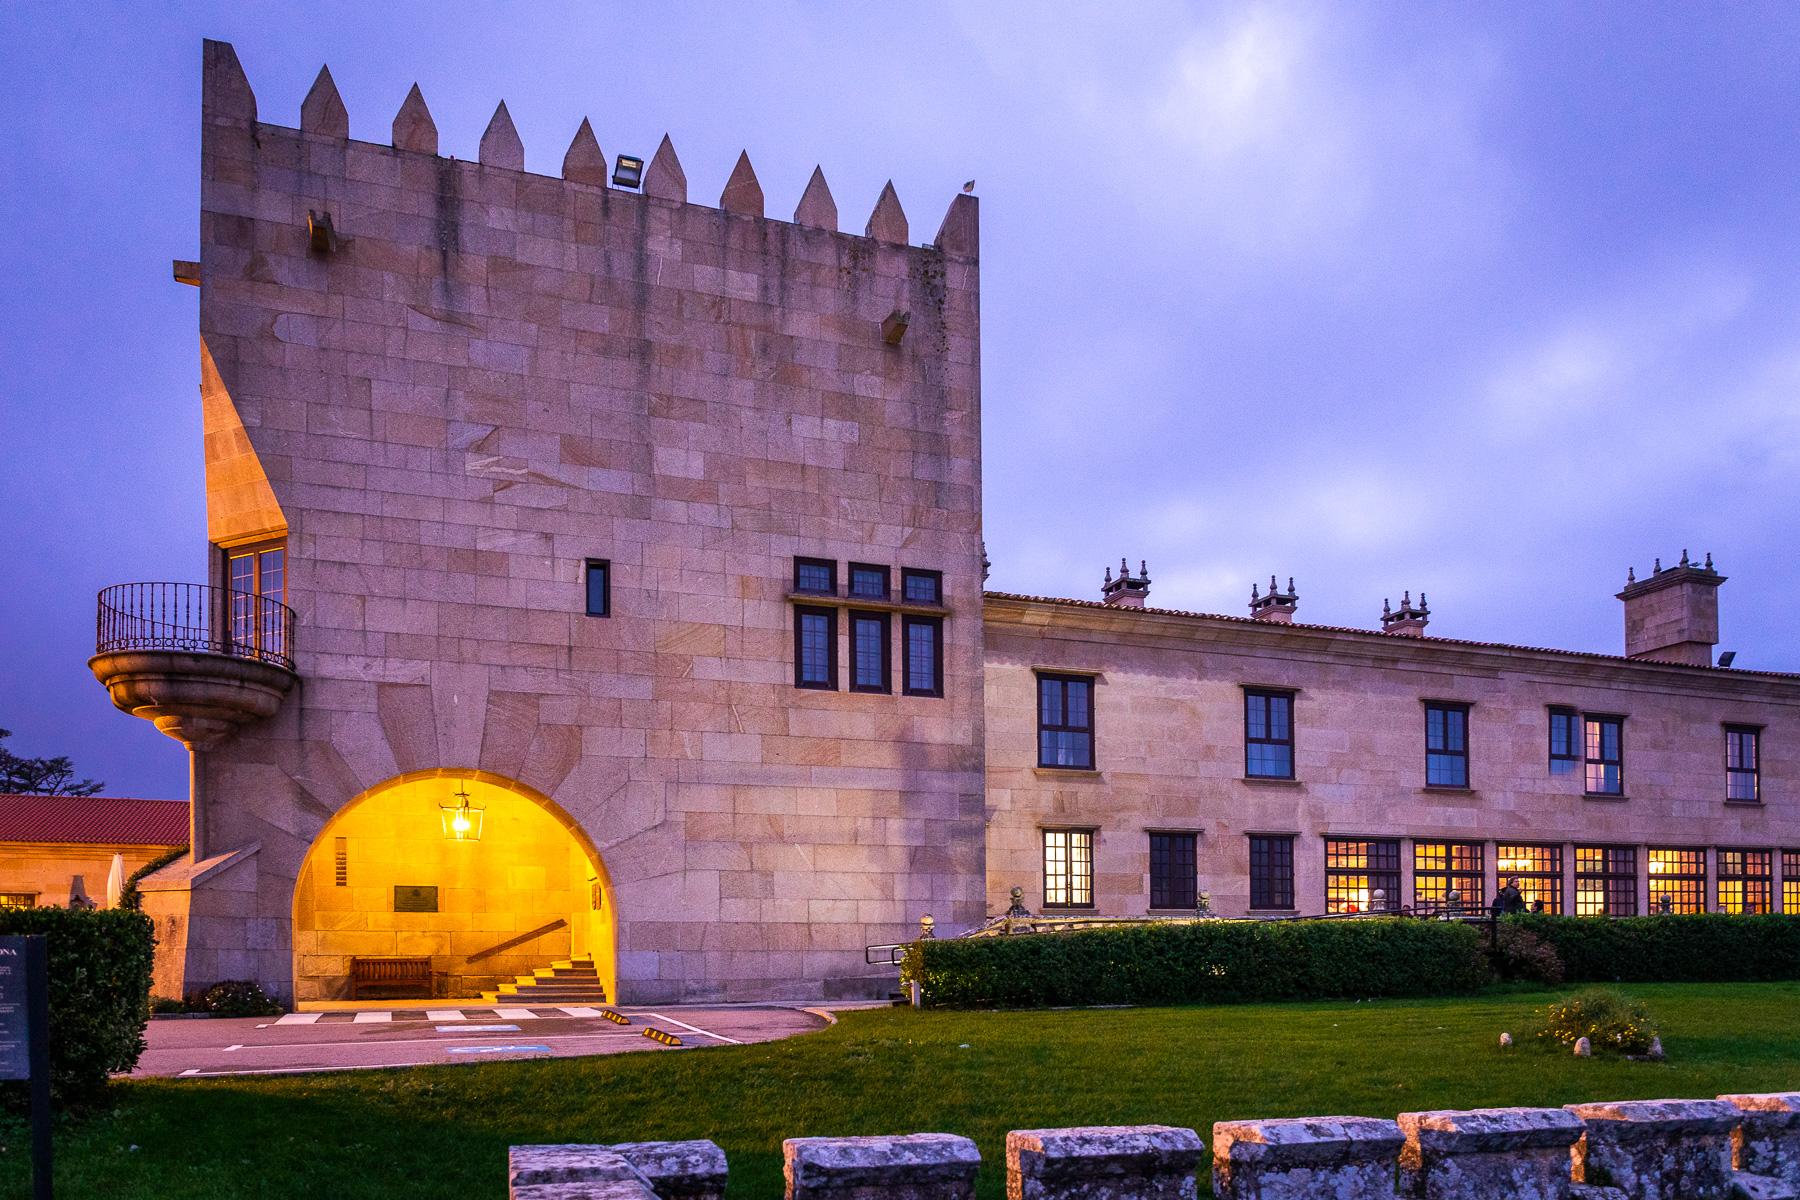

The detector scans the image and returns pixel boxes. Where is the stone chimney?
[1617,551,1724,666]
[1381,591,1430,637]
[1249,576,1298,623]
[1101,558,1151,608]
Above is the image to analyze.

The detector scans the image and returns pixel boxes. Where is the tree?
[0,728,105,796]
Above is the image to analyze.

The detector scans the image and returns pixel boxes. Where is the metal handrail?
[95,582,296,671]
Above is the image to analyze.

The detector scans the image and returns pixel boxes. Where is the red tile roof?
[0,795,188,847]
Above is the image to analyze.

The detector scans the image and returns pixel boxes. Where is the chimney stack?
[1250,576,1299,623]
[1618,551,1724,666]
[1101,558,1151,608]
[1381,591,1430,637]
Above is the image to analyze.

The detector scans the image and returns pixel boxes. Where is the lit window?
[1413,841,1484,913]
[849,563,889,600]
[1584,715,1624,796]
[849,611,891,693]
[0,892,36,908]
[1717,849,1772,914]
[1575,845,1636,916]
[1785,850,1800,914]
[584,560,610,617]
[1548,708,1579,775]
[901,569,942,605]
[1249,835,1295,910]
[902,615,942,697]
[1043,829,1094,908]
[1425,702,1470,788]
[225,539,286,656]
[1037,674,1095,769]
[1648,847,1705,914]
[1244,689,1295,779]
[794,557,836,596]
[794,606,836,689]
[1149,832,1197,910]
[1726,726,1761,803]
[1496,844,1562,914]
[1325,839,1400,914]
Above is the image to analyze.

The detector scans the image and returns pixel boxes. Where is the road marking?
[223,1044,243,1052]
[275,1013,322,1026]
[179,1062,434,1077]
[558,1006,602,1018]
[446,1043,550,1055]
[646,1012,742,1044]
[353,1010,392,1024]
[427,1009,466,1022]
[440,1024,520,1033]
[188,1030,643,1055]
[493,1007,538,1020]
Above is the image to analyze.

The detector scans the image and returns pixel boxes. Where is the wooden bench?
[350,956,434,1000]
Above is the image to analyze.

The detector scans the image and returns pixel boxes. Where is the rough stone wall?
[192,41,984,1002]
[983,596,1800,919]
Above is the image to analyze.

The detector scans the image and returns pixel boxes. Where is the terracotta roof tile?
[0,795,188,847]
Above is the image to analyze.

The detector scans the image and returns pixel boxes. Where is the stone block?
[784,1133,980,1200]
[1212,1116,1403,1200]
[1005,1125,1203,1200]
[1720,1095,1800,1192]
[1397,1106,1584,1199]
[509,1145,657,1200]
[607,1140,728,1200]
[1566,1099,1739,1200]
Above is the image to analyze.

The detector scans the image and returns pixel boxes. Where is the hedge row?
[0,906,155,1104]
[902,918,1492,1008]
[1507,913,1800,983]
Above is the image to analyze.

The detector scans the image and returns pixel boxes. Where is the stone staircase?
[481,958,607,1005]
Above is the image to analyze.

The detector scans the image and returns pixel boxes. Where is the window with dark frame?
[1717,849,1772,914]
[584,559,610,617]
[1496,844,1563,913]
[849,611,891,693]
[794,557,837,596]
[1425,702,1470,788]
[1584,714,1624,795]
[1413,841,1484,912]
[1149,832,1198,910]
[1249,834,1295,910]
[1043,829,1094,908]
[1324,838,1400,913]
[1575,845,1637,915]
[1037,673,1095,769]
[902,615,943,697]
[794,605,837,689]
[1785,850,1800,915]
[901,569,942,605]
[225,539,286,655]
[1727,726,1761,803]
[1548,707,1580,775]
[849,563,890,600]
[1244,689,1295,779]
[1648,847,1705,914]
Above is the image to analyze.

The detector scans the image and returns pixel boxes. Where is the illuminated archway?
[292,769,616,1004]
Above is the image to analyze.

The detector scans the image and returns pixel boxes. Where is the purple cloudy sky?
[3,3,1798,799]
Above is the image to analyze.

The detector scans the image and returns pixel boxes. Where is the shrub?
[1507,914,1800,983]
[1531,987,1658,1055]
[0,906,154,1104]
[196,979,281,1018]
[902,917,1493,1008]
[1492,923,1565,986]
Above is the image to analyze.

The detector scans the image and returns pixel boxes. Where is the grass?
[5,982,1800,1199]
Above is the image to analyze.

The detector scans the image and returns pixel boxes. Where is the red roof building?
[0,795,188,909]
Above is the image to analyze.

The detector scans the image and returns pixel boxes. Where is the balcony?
[89,582,298,749]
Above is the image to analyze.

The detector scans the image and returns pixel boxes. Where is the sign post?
[0,934,52,1199]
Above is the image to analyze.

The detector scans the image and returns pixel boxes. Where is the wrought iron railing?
[95,582,296,671]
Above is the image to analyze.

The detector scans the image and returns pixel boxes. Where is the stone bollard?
[1396,1107,1585,1199]
[509,1145,659,1200]
[1564,1099,1739,1200]
[784,1133,981,1200]
[1006,1125,1204,1200]
[608,1141,729,1200]
[1212,1116,1404,1200]
[1718,1094,1800,1192]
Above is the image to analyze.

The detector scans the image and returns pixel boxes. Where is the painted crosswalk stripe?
[353,1011,392,1024]
[558,1006,602,1018]
[439,1023,519,1033]
[494,1007,538,1020]
[647,1012,742,1045]
[275,1012,322,1026]
[427,1009,466,1022]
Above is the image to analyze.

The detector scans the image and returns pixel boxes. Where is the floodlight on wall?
[612,153,645,189]
[439,786,485,842]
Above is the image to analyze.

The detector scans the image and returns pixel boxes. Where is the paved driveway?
[138,1004,833,1077]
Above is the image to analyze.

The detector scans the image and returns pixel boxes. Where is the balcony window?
[901,569,942,605]
[1548,707,1579,775]
[793,606,836,690]
[1037,673,1095,770]
[849,611,891,693]
[1726,726,1761,803]
[1717,849,1772,915]
[1325,838,1400,914]
[1149,832,1197,910]
[1648,847,1705,914]
[901,615,942,697]
[1424,702,1470,788]
[1043,829,1094,909]
[225,540,286,655]
[1244,689,1295,779]
[1584,714,1624,796]
[1496,844,1563,914]
[1249,834,1295,910]
[1575,845,1637,915]
[794,557,836,596]
[1413,841,1484,913]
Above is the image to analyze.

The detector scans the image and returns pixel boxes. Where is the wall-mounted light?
[612,154,645,190]
[439,786,485,842]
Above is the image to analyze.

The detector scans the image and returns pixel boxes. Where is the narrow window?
[1248,835,1295,910]
[1647,847,1705,914]
[849,611,891,693]
[1244,689,1295,779]
[794,557,837,596]
[1424,702,1470,788]
[901,568,942,605]
[1785,850,1800,914]
[901,615,943,697]
[1717,849,1772,914]
[794,606,837,689]
[1548,708,1579,775]
[333,836,348,887]
[849,563,890,600]
[1148,832,1197,910]
[1043,829,1094,909]
[1324,838,1400,913]
[1496,844,1563,914]
[1037,673,1095,769]
[225,539,287,656]
[1413,841,1484,913]
[1583,714,1624,796]
[1575,845,1637,915]
[1726,726,1761,803]
[584,559,610,617]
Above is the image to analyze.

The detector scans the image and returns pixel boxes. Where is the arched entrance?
[291,770,615,1004]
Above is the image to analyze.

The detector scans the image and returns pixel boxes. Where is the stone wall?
[0,841,175,908]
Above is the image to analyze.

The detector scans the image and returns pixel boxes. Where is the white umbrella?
[105,853,126,908]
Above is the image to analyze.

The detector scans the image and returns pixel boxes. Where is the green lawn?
[6,983,1800,1199]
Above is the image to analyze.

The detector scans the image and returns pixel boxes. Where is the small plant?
[1531,987,1658,1056]
[1493,923,1565,986]
[150,995,188,1015]
[196,979,282,1018]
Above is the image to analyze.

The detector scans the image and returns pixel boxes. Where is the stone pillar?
[607,1141,729,1200]
[1005,1125,1204,1200]
[1212,1116,1404,1200]
[508,1145,658,1200]
[1718,1093,1800,1191]
[1396,1107,1584,1199]
[1564,1099,1738,1200]
[784,1134,980,1200]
